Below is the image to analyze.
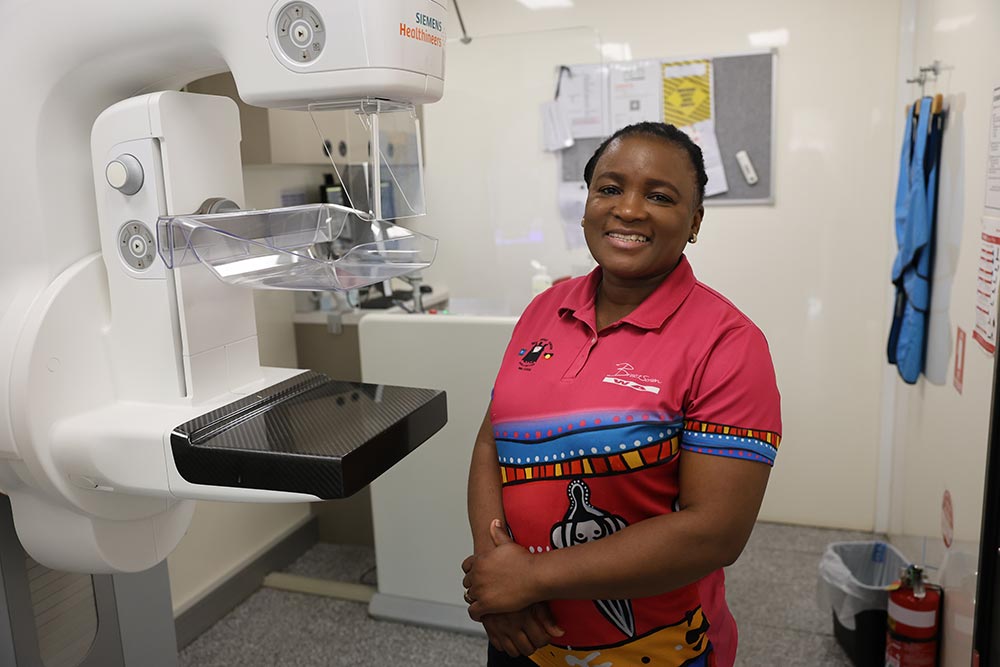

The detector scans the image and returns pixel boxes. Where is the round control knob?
[106,154,144,196]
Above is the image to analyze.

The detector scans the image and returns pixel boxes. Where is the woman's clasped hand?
[462,519,564,658]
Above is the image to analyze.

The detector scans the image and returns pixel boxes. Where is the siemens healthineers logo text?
[399,12,444,47]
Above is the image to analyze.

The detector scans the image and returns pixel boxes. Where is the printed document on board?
[974,216,1000,354]
[558,181,589,250]
[662,59,714,127]
[680,120,729,198]
[987,87,1000,211]
[662,59,728,197]
[557,64,609,139]
[609,60,662,132]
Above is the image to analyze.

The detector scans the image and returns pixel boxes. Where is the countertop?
[292,287,450,327]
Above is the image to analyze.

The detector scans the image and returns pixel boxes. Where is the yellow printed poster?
[662,59,712,127]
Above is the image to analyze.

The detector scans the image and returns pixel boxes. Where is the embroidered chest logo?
[518,338,554,370]
[602,362,661,394]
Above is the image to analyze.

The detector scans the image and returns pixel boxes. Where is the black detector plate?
[170,371,447,499]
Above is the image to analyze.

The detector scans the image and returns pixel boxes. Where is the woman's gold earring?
[689,232,698,244]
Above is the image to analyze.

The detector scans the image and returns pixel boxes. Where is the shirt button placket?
[564,334,598,379]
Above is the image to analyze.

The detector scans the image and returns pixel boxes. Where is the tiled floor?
[726,523,874,666]
[179,522,878,666]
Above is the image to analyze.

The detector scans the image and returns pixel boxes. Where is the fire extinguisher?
[885,565,943,667]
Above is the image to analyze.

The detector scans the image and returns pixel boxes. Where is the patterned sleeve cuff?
[681,420,780,466]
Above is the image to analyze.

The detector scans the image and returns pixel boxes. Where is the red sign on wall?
[942,490,954,549]
[954,327,967,394]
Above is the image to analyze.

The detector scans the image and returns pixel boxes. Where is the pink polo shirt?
[490,256,781,667]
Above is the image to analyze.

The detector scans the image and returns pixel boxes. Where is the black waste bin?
[816,541,910,667]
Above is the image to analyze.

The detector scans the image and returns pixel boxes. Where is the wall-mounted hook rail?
[906,60,943,97]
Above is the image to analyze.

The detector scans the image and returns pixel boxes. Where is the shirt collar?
[558,255,697,331]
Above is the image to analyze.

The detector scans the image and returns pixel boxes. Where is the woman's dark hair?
[582,122,708,205]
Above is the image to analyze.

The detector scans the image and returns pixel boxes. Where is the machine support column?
[0,496,178,667]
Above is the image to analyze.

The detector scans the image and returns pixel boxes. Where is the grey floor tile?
[178,588,486,667]
[736,623,853,666]
[283,542,377,585]
[744,522,882,556]
[726,549,833,635]
[180,521,877,666]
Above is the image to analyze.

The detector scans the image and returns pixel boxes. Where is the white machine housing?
[0,0,446,573]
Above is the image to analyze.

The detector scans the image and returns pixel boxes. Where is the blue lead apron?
[888,97,940,383]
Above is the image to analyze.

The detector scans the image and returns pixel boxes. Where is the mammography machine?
[0,0,447,663]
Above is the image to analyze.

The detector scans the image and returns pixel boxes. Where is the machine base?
[0,495,177,667]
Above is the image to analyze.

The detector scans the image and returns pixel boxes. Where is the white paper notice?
[557,64,609,140]
[558,181,589,249]
[609,61,662,132]
[540,100,574,152]
[680,120,729,198]
[987,87,1000,211]
[973,216,1000,354]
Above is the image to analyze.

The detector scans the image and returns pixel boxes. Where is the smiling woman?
[465,121,782,667]
[582,124,707,329]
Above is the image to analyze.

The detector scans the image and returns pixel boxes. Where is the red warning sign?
[942,490,954,549]
[954,327,966,394]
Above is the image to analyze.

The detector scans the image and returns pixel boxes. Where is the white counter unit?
[292,287,450,326]
[359,312,516,634]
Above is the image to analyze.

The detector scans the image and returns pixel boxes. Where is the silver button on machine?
[105,154,144,196]
[290,19,313,47]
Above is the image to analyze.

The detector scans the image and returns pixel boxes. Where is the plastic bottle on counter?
[531,260,552,296]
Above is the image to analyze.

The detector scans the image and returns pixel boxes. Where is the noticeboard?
[555,50,775,206]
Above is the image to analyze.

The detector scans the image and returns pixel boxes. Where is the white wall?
[889,0,998,547]
[885,0,1000,661]
[419,0,903,530]
[167,164,326,614]
[168,502,311,614]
